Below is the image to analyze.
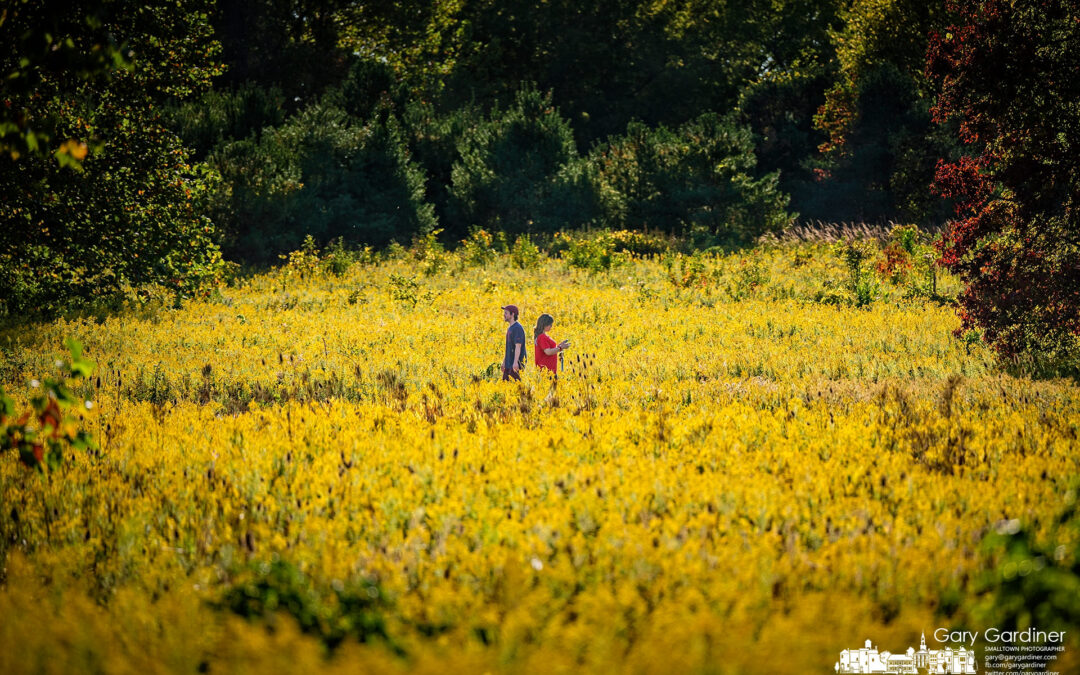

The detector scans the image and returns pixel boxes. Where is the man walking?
[501,304,526,381]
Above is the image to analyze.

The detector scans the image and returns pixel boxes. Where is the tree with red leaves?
[927,0,1080,370]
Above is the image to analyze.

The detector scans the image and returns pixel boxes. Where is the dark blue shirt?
[504,322,526,369]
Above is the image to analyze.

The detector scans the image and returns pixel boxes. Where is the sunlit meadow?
[2,239,1078,674]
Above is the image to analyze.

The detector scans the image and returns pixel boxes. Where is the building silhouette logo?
[836,632,977,673]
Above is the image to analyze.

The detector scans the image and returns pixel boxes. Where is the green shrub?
[561,232,625,273]
[382,241,409,261]
[411,229,447,276]
[836,239,879,306]
[814,281,854,306]
[460,228,498,268]
[510,235,542,269]
[968,489,1080,636]
[322,238,354,277]
[854,277,881,307]
[387,274,432,308]
[590,112,794,244]
[209,103,436,262]
[279,235,322,278]
[221,559,392,651]
[449,86,602,236]
[274,236,357,282]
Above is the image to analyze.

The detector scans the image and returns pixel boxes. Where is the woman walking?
[533,313,570,375]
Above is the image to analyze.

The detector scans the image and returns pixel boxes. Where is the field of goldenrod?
[2,240,1078,674]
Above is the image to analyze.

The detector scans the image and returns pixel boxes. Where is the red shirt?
[535,333,558,373]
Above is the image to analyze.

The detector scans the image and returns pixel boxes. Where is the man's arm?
[512,343,522,371]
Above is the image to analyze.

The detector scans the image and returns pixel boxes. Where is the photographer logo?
[835,632,976,673]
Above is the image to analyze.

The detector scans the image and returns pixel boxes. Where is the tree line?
[1,0,1077,369]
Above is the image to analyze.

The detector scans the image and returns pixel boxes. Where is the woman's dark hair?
[533,313,554,342]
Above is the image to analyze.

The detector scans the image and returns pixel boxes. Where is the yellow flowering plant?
[0,241,1077,673]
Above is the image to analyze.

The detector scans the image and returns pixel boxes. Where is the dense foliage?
[927,0,1080,369]
[212,0,351,107]
[809,0,954,224]
[0,340,96,472]
[208,103,435,261]
[449,87,599,236]
[0,0,128,164]
[592,113,793,244]
[340,0,844,148]
[164,0,914,261]
[0,0,225,316]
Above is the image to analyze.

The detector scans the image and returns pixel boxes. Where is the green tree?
[591,113,793,245]
[210,103,436,261]
[401,101,482,243]
[341,0,846,149]
[213,0,353,108]
[448,86,599,235]
[738,66,835,213]
[0,0,129,166]
[810,0,953,224]
[0,0,225,317]
[166,83,288,159]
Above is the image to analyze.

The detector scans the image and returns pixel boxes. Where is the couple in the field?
[500,304,570,381]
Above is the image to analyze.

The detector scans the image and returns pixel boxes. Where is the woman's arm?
[543,347,560,356]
